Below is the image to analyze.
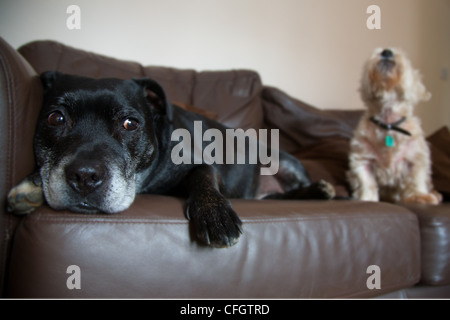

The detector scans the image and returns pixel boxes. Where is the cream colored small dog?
[348,48,442,204]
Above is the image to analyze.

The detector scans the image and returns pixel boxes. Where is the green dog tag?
[385,135,395,147]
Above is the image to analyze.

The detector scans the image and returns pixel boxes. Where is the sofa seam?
[27,211,418,226]
[27,216,188,226]
[337,279,421,298]
[0,43,15,193]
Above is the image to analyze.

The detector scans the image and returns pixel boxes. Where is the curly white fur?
[348,48,442,204]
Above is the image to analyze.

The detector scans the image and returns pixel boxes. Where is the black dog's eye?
[47,111,65,126]
[123,118,139,131]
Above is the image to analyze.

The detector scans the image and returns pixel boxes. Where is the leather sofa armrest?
[0,37,41,193]
[404,204,450,286]
[0,37,42,295]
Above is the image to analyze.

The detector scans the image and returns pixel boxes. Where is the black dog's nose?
[66,161,106,195]
[381,49,394,59]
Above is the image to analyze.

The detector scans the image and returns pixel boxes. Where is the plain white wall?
[1,0,449,134]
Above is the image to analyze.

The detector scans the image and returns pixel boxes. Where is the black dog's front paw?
[7,173,44,215]
[187,195,243,248]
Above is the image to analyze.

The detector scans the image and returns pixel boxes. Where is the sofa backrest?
[18,40,264,131]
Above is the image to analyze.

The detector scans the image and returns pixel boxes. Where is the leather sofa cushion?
[7,196,420,298]
[261,86,362,153]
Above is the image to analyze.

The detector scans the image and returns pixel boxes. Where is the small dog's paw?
[7,178,44,215]
[187,196,243,248]
[404,191,442,205]
[432,190,443,204]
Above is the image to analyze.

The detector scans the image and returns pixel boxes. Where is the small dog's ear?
[421,89,432,102]
[414,71,432,103]
[40,71,61,93]
[359,66,375,103]
[133,78,168,115]
[418,83,432,102]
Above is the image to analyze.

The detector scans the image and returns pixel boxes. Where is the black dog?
[7,71,335,247]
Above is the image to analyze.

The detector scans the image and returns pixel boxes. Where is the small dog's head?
[359,48,431,114]
[35,72,169,214]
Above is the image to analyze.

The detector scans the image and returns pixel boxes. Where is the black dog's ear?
[132,78,169,115]
[40,71,62,93]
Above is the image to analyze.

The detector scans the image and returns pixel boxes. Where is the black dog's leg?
[264,180,336,200]
[265,151,335,200]
[184,165,243,248]
[7,171,44,214]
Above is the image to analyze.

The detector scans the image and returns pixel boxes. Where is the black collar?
[369,116,412,136]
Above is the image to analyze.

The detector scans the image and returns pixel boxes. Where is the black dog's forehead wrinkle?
[48,76,146,104]
[50,74,132,93]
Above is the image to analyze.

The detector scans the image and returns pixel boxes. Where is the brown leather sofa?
[1,37,449,298]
